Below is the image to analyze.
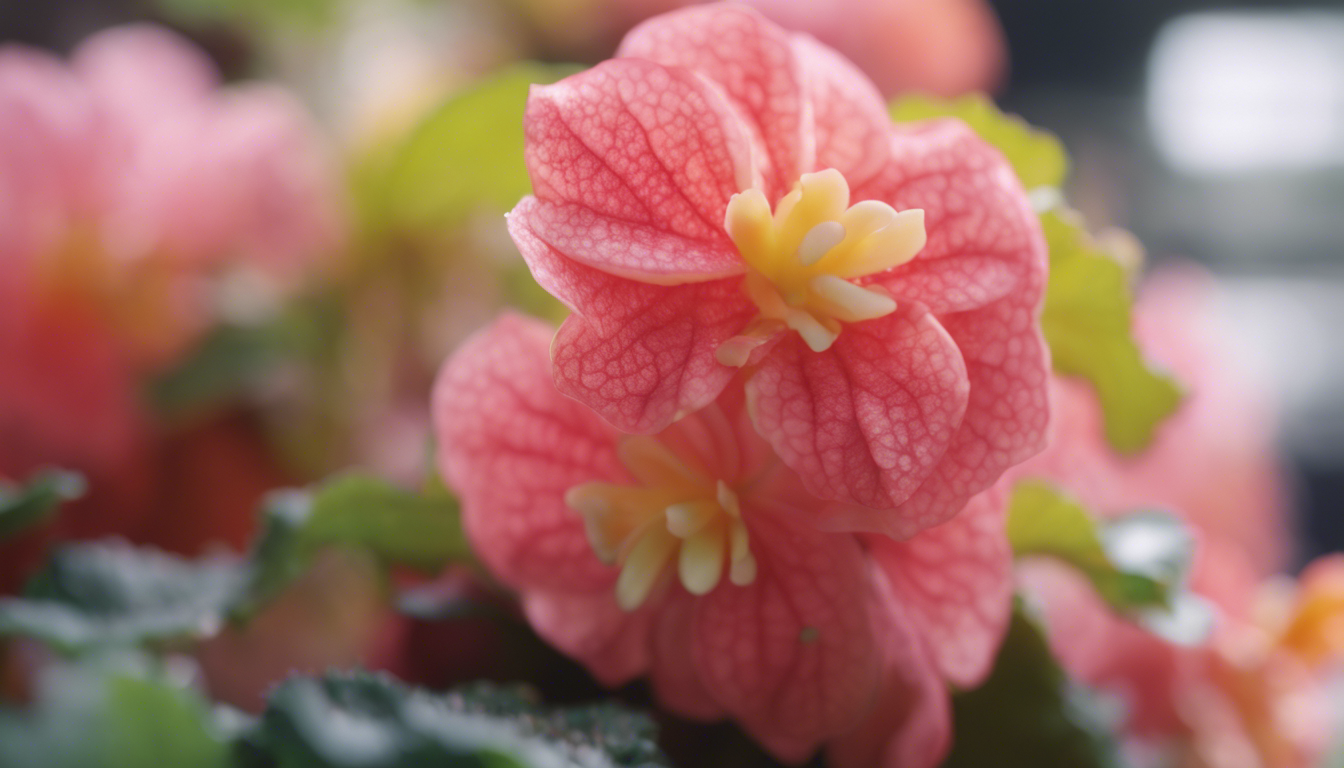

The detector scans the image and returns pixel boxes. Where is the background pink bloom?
[433,313,1013,765]
[509,3,1049,537]
[0,24,342,368]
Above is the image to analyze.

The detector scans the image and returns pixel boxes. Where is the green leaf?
[238,672,669,768]
[0,652,230,768]
[944,605,1124,768]
[380,63,582,232]
[146,323,283,419]
[1041,209,1184,453]
[1006,481,1194,613]
[889,93,1068,192]
[0,469,85,539]
[0,543,246,653]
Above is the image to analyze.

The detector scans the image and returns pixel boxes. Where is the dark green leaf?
[1041,210,1184,453]
[1007,481,1195,613]
[0,543,245,652]
[0,652,230,768]
[0,469,85,539]
[944,606,1124,768]
[889,93,1069,193]
[238,672,669,768]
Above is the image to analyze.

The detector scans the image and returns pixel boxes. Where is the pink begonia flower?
[1022,265,1289,576]
[508,3,1049,536]
[433,313,1013,765]
[0,24,342,367]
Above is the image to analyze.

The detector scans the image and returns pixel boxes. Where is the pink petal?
[432,313,624,592]
[857,120,1043,316]
[649,589,724,721]
[890,290,1050,532]
[618,3,809,197]
[827,598,951,768]
[522,590,655,687]
[523,58,751,282]
[867,483,1013,687]
[72,24,218,120]
[791,33,890,188]
[510,205,755,434]
[693,509,880,762]
[746,306,969,529]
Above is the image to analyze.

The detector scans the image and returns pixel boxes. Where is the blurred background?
[3,0,1342,566]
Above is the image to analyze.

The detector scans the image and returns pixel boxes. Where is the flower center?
[565,435,757,611]
[716,168,926,364]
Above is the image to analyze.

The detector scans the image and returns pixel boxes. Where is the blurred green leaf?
[889,93,1069,193]
[147,324,283,419]
[236,673,669,768]
[0,652,229,768]
[380,63,581,232]
[1041,210,1184,453]
[1007,481,1194,613]
[944,605,1124,768]
[0,469,85,539]
[0,543,245,653]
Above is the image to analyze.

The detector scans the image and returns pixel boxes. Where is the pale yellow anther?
[568,439,757,610]
[720,168,926,359]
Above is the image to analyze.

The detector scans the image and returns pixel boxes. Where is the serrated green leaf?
[380,63,582,232]
[239,672,669,768]
[1041,210,1184,453]
[1007,481,1194,613]
[0,543,246,653]
[0,652,230,768]
[944,605,1124,768]
[889,93,1068,192]
[0,469,85,539]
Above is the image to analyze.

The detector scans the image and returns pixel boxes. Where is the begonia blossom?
[508,3,1049,536]
[433,313,1013,765]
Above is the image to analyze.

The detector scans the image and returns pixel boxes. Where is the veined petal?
[791,33,891,188]
[649,590,724,721]
[856,120,1043,315]
[432,314,624,592]
[619,3,809,197]
[523,58,752,282]
[522,590,655,687]
[510,205,755,435]
[746,306,969,528]
[693,510,880,763]
[868,483,1013,687]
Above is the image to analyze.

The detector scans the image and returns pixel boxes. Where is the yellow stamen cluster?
[718,169,926,363]
[566,435,756,611]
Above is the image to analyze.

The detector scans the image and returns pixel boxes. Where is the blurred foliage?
[0,652,230,768]
[1040,210,1184,453]
[891,93,1182,453]
[1007,480,1195,615]
[944,606,1123,768]
[0,470,85,540]
[0,474,466,653]
[890,93,1069,192]
[235,673,669,768]
[156,0,342,31]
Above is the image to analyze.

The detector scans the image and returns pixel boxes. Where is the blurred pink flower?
[509,3,1048,536]
[0,24,342,367]
[434,313,1013,765]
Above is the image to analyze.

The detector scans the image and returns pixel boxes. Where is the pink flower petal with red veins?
[746,306,969,530]
[649,589,725,721]
[432,313,625,592]
[791,33,890,189]
[828,594,951,768]
[523,58,752,282]
[856,120,1043,316]
[522,590,656,687]
[618,4,809,197]
[692,509,880,762]
[888,289,1050,530]
[510,207,756,434]
[867,483,1013,687]
[72,25,218,119]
